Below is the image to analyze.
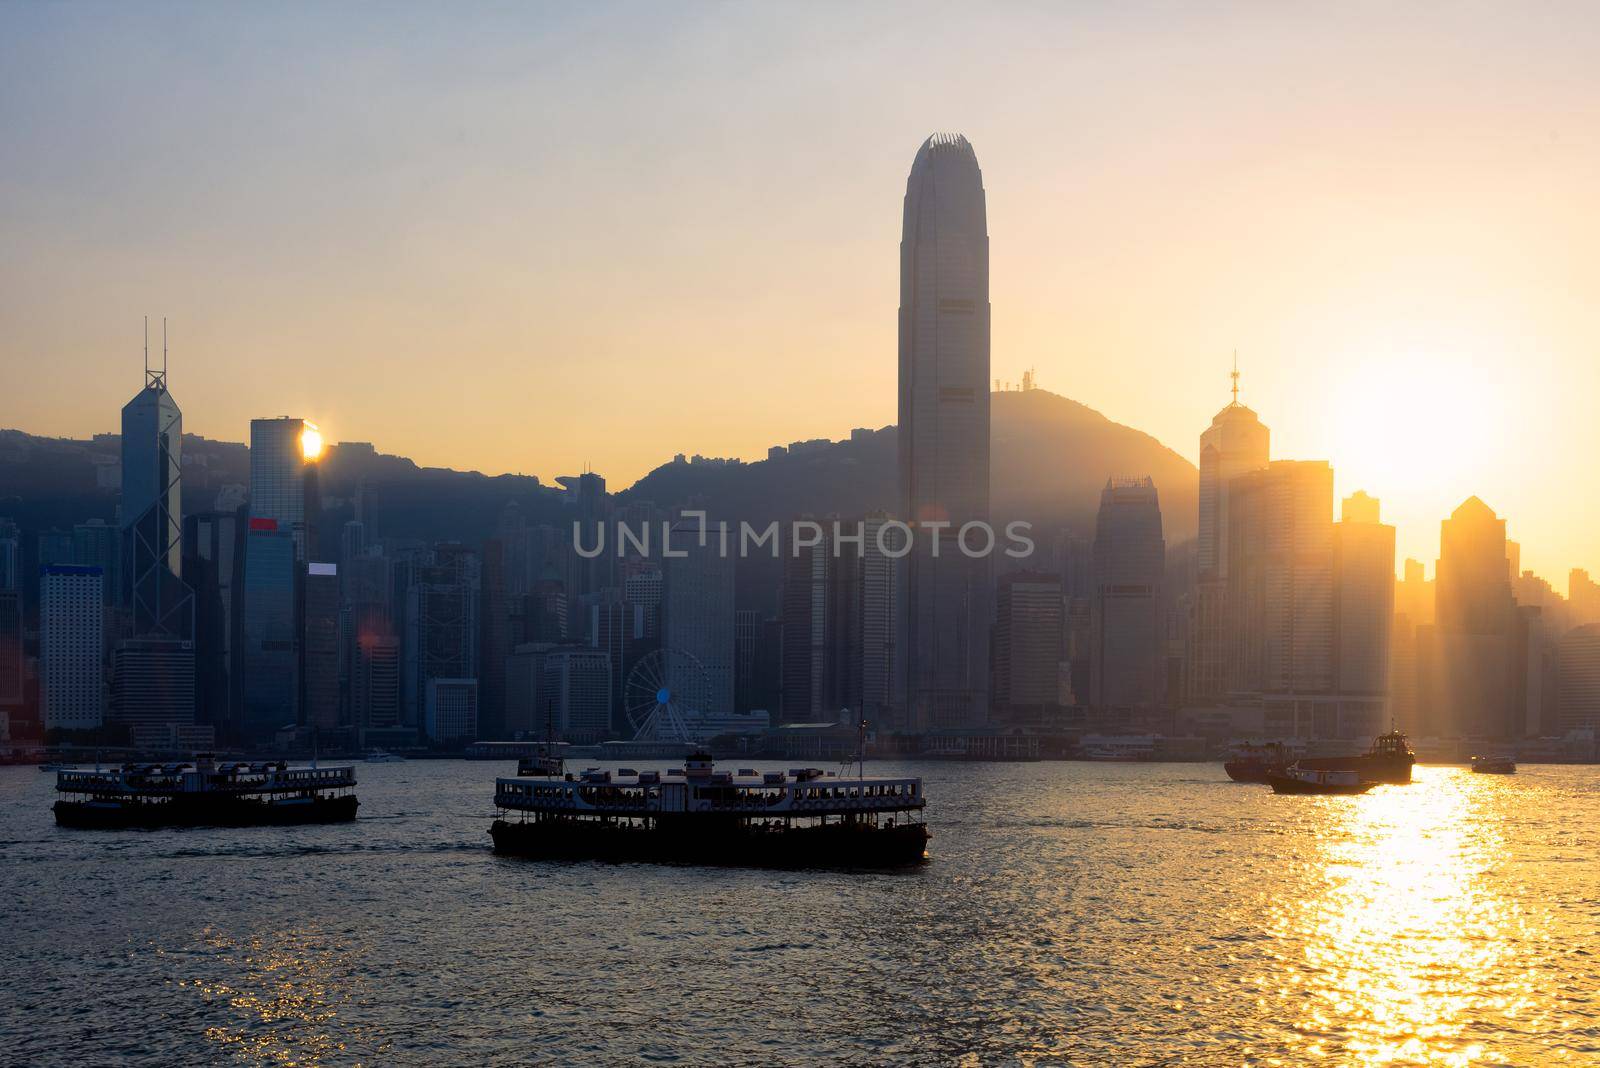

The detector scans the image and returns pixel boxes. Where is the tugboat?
[1295,729,1416,785]
[53,755,359,829]
[490,751,929,868]
[1470,755,1517,775]
[1265,767,1376,796]
[1223,741,1295,783]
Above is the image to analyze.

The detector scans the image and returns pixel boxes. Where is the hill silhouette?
[624,388,1197,544]
[0,389,1197,565]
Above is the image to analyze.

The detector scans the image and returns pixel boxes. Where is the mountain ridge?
[0,388,1198,551]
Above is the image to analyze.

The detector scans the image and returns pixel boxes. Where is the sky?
[2,2,1598,584]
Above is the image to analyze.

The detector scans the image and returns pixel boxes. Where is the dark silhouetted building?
[121,359,190,638]
[662,523,734,716]
[303,562,341,731]
[241,519,298,737]
[1558,624,1600,732]
[543,647,612,742]
[994,571,1064,722]
[40,565,104,731]
[110,637,197,741]
[1333,492,1395,734]
[1421,497,1525,739]
[403,544,479,738]
[1090,478,1165,714]
[899,132,991,730]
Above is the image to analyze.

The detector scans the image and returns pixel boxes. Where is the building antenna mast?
[1230,349,1240,405]
[144,315,168,392]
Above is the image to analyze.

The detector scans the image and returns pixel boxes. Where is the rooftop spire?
[143,315,168,392]
[1229,349,1240,406]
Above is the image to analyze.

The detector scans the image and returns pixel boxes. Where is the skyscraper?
[110,638,197,742]
[40,565,104,731]
[1569,568,1600,627]
[185,510,246,739]
[72,520,119,606]
[1089,478,1166,713]
[303,561,341,731]
[0,519,19,591]
[0,588,24,711]
[1557,624,1600,732]
[543,648,612,742]
[121,339,191,638]
[780,520,830,719]
[662,521,734,717]
[898,132,991,730]
[354,634,401,737]
[1188,370,1270,702]
[1198,367,1272,579]
[1227,461,1335,691]
[424,677,478,741]
[993,571,1065,722]
[249,417,317,558]
[241,519,298,737]
[1437,497,1515,637]
[403,544,480,736]
[1422,497,1523,738]
[1226,461,1336,700]
[1333,492,1395,720]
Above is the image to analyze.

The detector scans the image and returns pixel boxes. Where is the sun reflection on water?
[1263,767,1569,1066]
[174,928,380,1066]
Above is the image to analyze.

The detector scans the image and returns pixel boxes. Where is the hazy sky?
[3,2,1598,583]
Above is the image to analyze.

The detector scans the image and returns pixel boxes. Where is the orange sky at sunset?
[2,3,1597,583]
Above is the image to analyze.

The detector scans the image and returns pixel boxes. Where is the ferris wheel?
[624,647,709,743]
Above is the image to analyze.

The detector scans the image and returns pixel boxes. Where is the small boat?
[39,762,70,773]
[1266,767,1376,796]
[1470,755,1516,775]
[365,749,406,763]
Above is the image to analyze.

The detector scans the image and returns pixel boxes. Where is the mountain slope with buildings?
[0,388,1198,558]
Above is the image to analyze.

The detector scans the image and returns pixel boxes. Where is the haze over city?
[3,3,1599,582]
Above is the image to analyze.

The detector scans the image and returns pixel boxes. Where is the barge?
[491,752,928,868]
[53,756,359,829]
[1295,730,1415,785]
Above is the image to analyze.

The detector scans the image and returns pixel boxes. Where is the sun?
[1326,350,1501,508]
[300,422,324,461]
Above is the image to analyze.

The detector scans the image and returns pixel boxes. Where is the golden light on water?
[1263,768,1570,1066]
[299,423,324,461]
[180,928,375,1066]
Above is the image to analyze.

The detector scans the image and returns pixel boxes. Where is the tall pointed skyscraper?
[897,133,991,729]
[1186,363,1269,701]
[120,319,191,638]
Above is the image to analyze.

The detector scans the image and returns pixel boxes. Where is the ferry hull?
[1293,755,1413,784]
[1265,773,1375,796]
[53,794,359,829]
[489,818,930,869]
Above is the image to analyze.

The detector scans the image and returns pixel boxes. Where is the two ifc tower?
[898,133,992,730]
[120,316,191,640]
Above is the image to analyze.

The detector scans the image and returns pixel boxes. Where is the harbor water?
[2,760,1597,1065]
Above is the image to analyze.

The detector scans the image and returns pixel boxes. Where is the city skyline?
[3,5,1599,584]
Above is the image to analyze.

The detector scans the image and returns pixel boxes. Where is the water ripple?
[1,761,1597,1064]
